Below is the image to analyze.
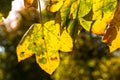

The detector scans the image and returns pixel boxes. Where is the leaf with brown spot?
[16,20,73,74]
[102,1,120,52]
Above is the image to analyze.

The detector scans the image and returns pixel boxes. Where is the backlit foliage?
[1,0,120,75]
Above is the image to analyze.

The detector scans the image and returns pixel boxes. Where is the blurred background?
[0,0,120,80]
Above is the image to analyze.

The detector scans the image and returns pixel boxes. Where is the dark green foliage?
[0,0,12,17]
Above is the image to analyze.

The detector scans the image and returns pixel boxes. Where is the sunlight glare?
[0,46,5,54]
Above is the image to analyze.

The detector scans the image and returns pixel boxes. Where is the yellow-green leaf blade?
[36,51,60,74]
[67,19,76,37]
[70,0,80,19]
[91,0,117,35]
[16,17,73,74]
[78,0,92,18]
[16,24,44,62]
[49,1,64,12]
[60,0,73,26]
[35,20,60,74]
[80,18,92,31]
[44,20,60,51]
[92,0,117,20]
[60,29,73,52]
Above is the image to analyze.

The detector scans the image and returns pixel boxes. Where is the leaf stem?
[90,20,96,37]
[38,0,43,24]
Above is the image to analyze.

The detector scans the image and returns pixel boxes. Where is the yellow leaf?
[80,18,92,31]
[36,51,60,74]
[50,0,65,3]
[92,19,107,35]
[24,0,38,8]
[16,21,60,74]
[49,1,63,12]
[16,24,43,62]
[92,0,117,20]
[16,20,73,74]
[92,0,103,20]
[92,0,117,35]
[102,1,120,52]
[78,0,92,18]
[16,25,41,62]
[92,12,115,35]
[60,29,73,52]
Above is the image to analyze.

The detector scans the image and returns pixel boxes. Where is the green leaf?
[78,0,92,18]
[16,24,45,62]
[70,0,80,19]
[91,0,117,35]
[79,0,117,34]
[92,0,117,20]
[16,20,73,74]
[80,18,92,31]
[67,19,76,37]
[60,0,71,26]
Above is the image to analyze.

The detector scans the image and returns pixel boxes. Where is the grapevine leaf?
[16,20,73,74]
